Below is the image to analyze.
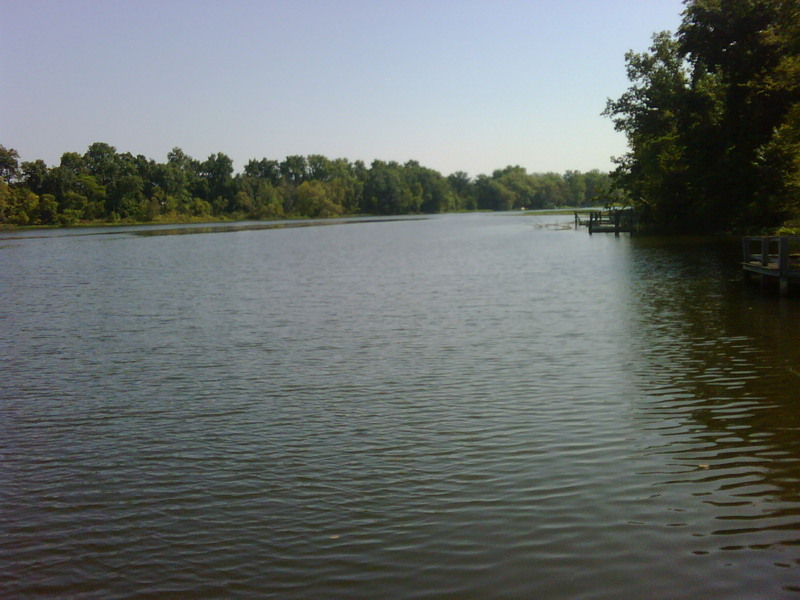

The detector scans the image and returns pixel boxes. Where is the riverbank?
[0,212,340,232]
[0,208,592,232]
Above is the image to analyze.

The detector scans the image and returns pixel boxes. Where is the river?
[2,213,799,599]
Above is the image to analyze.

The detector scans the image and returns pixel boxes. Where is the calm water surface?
[2,213,800,599]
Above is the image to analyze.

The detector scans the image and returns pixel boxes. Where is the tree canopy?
[605,0,800,233]
[0,143,612,227]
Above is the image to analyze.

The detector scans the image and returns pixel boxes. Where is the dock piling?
[742,236,800,296]
[575,209,633,235]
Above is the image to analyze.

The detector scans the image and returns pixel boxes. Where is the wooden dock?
[574,209,634,235]
[742,236,800,295]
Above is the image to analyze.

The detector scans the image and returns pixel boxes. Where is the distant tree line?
[605,0,800,233]
[0,142,614,226]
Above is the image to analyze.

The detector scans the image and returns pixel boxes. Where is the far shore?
[1,208,597,233]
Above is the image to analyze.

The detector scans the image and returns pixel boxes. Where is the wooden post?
[614,210,621,236]
[779,236,789,295]
[742,237,751,283]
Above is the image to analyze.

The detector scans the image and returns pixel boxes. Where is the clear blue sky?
[1,0,685,177]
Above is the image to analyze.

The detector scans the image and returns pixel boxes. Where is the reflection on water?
[0,216,426,242]
[624,235,800,589]
[132,217,426,236]
[134,221,331,236]
[1,215,799,599]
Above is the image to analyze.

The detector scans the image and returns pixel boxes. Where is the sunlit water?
[2,213,799,599]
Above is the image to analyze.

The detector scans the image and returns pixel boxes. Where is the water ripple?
[2,218,800,598]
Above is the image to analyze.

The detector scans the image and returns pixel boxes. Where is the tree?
[582,170,615,205]
[243,158,281,185]
[0,146,20,183]
[563,171,587,206]
[295,180,344,217]
[605,31,713,230]
[475,175,514,211]
[0,182,39,225]
[448,171,475,210]
[403,161,452,213]
[531,173,569,208]
[362,161,415,214]
[36,193,59,224]
[59,152,84,174]
[307,154,333,181]
[680,0,796,228]
[20,159,49,195]
[236,175,283,218]
[200,152,234,200]
[279,155,308,185]
[83,142,120,186]
[606,0,800,232]
[0,141,619,226]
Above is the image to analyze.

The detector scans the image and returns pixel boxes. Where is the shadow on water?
[130,218,427,236]
[624,234,800,560]
[0,216,428,241]
[132,221,332,236]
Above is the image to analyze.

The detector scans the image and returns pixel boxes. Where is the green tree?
[403,161,452,213]
[200,152,235,211]
[448,171,475,210]
[604,31,704,230]
[582,170,615,206]
[0,145,20,183]
[606,0,800,232]
[362,161,416,214]
[20,159,48,195]
[236,175,283,218]
[83,142,120,186]
[36,193,59,224]
[243,158,281,185]
[532,172,569,208]
[59,152,84,175]
[0,183,39,225]
[279,155,308,185]
[475,175,514,211]
[563,171,587,206]
[307,154,333,181]
[295,180,344,217]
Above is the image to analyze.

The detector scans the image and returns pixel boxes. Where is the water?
[2,213,799,599]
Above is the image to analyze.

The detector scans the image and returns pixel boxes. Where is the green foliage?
[475,166,610,210]
[0,145,20,183]
[362,161,412,214]
[448,171,476,210]
[37,193,59,224]
[606,0,800,233]
[475,175,515,211]
[0,142,612,226]
[243,158,281,185]
[295,181,344,218]
[279,155,308,185]
[21,159,48,195]
[0,182,39,225]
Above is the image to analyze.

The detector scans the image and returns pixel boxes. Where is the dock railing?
[742,236,800,295]
[574,208,633,235]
